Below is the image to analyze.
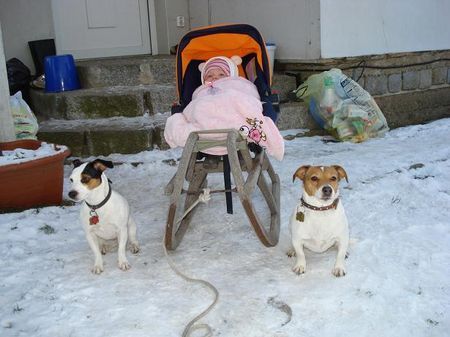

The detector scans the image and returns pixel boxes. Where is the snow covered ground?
[1,119,449,337]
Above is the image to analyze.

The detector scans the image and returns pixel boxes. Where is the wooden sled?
[164,129,280,250]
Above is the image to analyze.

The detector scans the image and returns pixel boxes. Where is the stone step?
[76,55,176,88]
[30,84,177,120]
[75,55,297,100]
[38,86,450,157]
[37,102,315,157]
[30,79,295,122]
[38,114,169,157]
[272,73,297,102]
[276,101,317,131]
[31,55,297,123]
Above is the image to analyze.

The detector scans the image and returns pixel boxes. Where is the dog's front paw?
[332,266,346,277]
[118,259,131,271]
[92,264,104,274]
[292,264,306,275]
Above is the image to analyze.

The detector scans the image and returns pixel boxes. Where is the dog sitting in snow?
[288,165,349,277]
[68,159,139,274]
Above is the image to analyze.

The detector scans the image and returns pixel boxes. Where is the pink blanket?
[164,77,284,160]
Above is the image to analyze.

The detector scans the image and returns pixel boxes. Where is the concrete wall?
[320,0,450,58]
[204,0,321,60]
[0,0,54,75]
[154,0,190,54]
[153,0,169,54]
[1,0,450,65]
[155,0,320,60]
[0,0,179,66]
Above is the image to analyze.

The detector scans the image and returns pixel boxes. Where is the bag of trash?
[6,58,31,95]
[295,68,389,142]
[9,91,39,139]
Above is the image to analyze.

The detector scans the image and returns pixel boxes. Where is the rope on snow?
[163,188,219,337]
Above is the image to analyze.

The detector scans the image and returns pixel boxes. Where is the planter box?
[0,140,71,211]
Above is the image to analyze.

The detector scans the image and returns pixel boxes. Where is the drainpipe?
[0,22,15,142]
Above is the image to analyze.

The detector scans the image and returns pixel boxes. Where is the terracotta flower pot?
[0,139,71,211]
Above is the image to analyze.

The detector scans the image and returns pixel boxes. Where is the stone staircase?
[30,55,312,157]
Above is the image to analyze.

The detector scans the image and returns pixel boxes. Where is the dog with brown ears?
[288,165,349,277]
[68,159,139,274]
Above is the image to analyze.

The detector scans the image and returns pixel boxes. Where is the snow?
[1,119,450,337]
[0,142,69,166]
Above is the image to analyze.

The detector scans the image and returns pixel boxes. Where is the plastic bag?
[9,91,39,139]
[295,68,389,142]
[6,58,31,95]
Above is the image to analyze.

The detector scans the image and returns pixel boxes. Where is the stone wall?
[279,50,450,94]
[278,50,450,128]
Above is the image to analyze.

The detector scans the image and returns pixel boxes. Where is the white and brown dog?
[68,159,139,274]
[289,165,349,277]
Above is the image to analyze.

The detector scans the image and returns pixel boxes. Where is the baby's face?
[204,68,228,83]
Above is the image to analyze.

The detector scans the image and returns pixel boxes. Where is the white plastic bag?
[295,68,389,142]
[9,91,39,139]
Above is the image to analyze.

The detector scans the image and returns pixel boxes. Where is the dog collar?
[85,183,112,225]
[300,197,339,211]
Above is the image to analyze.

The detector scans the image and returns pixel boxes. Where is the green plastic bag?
[295,68,389,142]
[10,91,39,140]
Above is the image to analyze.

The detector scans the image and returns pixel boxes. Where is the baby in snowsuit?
[164,56,284,160]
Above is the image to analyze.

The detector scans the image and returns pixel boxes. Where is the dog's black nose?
[322,186,333,197]
[68,190,78,200]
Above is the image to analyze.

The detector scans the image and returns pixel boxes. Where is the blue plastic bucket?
[44,54,81,93]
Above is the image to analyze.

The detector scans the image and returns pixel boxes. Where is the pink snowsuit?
[164,77,284,160]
